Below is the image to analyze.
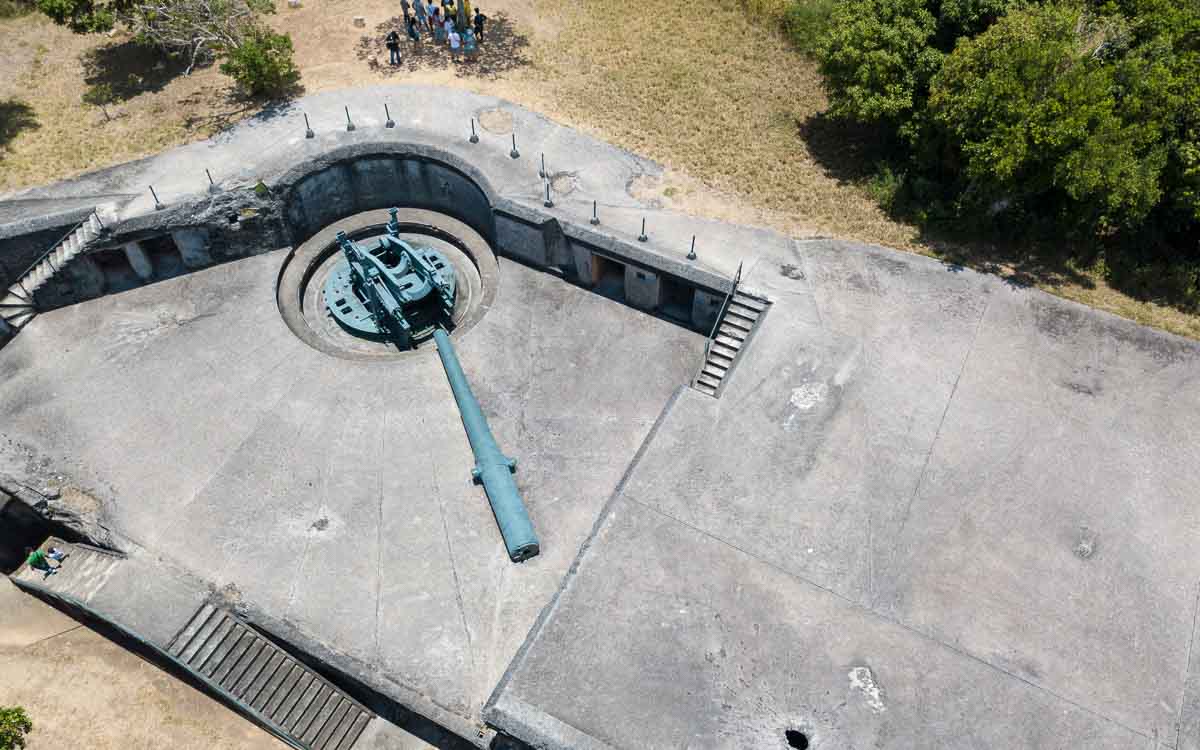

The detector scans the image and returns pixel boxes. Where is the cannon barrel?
[433,328,539,562]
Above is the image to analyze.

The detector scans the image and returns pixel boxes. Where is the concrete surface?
[4,85,1200,750]
[0,246,703,742]
[487,240,1200,748]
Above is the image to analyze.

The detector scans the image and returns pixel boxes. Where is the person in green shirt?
[24,547,59,577]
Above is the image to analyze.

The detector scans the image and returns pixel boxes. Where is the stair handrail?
[10,210,102,303]
[694,260,743,385]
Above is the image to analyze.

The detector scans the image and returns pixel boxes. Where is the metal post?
[687,235,697,260]
[638,217,648,242]
[205,168,220,194]
[345,106,356,132]
[385,103,395,129]
[469,118,479,143]
[544,181,554,208]
[433,328,539,562]
[510,133,520,159]
[538,152,546,178]
[304,113,314,139]
[590,199,600,225]
[149,185,164,211]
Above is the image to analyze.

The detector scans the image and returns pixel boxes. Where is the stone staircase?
[0,210,105,331]
[167,603,374,750]
[693,289,770,397]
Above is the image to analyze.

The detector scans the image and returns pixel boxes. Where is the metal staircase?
[693,264,769,397]
[0,210,105,331]
[167,604,374,750]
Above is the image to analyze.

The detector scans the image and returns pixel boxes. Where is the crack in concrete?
[888,295,992,573]
[428,419,477,696]
[1174,580,1200,749]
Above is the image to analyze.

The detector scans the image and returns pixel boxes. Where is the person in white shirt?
[449,28,462,59]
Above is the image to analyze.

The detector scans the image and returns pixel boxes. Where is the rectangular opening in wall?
[90,248,141,294]
[592,255,626,303]
[142,234,186,281]
[659,277,694,326]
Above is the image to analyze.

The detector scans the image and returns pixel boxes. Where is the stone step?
[4,309,36,330]
[692,379,717,396]
[725,302,759,322]
[713,333,743,350]
[732,291,769,312]
[695,372,721,390]
[167,602,374,750]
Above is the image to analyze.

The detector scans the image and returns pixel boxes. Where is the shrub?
[219,26,299,98]
[782,0,837,56]
[0,706,32,750]
[82,81,116,120]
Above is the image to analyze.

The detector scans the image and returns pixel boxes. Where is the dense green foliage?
[801,0,1200,295]
[219,26,300,98]
[0,706,32,750]
[34,0,131,32]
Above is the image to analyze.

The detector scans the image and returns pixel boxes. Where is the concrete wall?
[283,155,495,247]
[692,289,724,332]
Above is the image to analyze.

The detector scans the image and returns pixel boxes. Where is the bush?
[0,706,32,750]
[82,81,115,120]
[219,26,299,98]
[782,0,837,56]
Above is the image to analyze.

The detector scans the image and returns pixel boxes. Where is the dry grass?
[0,0,1197,339]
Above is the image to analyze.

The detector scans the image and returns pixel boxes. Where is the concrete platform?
[0,247,702,742]
[4,85,1200,750]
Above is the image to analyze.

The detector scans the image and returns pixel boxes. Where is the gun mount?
[323,209,540,562]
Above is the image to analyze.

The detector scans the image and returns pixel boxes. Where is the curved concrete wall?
[278,149,496,248]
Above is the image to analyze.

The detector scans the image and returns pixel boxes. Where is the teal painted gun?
[323,209,539,562]
[434,328,539,562]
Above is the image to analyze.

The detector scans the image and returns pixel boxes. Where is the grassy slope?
[0,0,1196,338]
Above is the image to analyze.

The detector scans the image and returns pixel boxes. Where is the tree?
[0,706,32,750]
[82,81,116,120]
[928,2,1177,233]
[124,0,276,73]
[218,25,299,98]
[816,0,944,142]
[34,0,132,32]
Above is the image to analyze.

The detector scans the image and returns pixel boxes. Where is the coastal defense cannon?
[324,209,540,562]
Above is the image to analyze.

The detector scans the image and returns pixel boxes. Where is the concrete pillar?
[571,243,597,288]
[624,266,661,312]
[692,289,724,332]
[122,241,154,282]
[172,229,212,268]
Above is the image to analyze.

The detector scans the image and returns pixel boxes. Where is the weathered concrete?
[4,85,1200,750]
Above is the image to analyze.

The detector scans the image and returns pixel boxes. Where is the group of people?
[385,0,489,65]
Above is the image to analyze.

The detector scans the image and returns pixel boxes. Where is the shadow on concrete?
[81,41,191,101]
[797,110,1099,295]
[357,12,530,80]
[0,99,38,154]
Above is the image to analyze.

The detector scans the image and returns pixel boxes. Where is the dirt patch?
[478,107,513,134]
[355,12,530,80]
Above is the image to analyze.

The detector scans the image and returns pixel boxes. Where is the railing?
[693,260,743,385]
[9,209,102,303]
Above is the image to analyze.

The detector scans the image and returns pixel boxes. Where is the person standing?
[385,27,402,65]
[400,0,411,18]
[473,8,487,41]
[448,27,462,60]
[407,13,421,43]
[413,0,428,32]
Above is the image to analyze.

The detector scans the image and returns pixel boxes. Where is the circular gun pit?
[277,208,498,360]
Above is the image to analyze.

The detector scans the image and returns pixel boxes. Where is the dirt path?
[0,579,440,749]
